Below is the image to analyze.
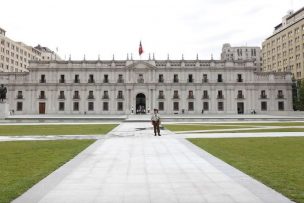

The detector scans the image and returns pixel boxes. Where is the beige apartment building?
[221,43,262,70]
[0,27,60,72]
[262,7,304,80]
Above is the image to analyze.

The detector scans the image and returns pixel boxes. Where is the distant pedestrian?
[151,108,161,136]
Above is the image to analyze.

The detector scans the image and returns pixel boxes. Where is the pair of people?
[151,108,161,136]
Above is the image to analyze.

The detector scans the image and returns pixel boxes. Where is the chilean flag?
[139,41,143,55]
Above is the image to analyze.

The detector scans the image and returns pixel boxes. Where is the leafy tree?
[297,79,304,110]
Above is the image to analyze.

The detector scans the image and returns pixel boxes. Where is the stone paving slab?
[13,122,292,203]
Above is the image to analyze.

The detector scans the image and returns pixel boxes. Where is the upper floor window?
[173,74,179,83]
[159,74,164,83]
[261,90,267,99]
[103,74,109,83]
[278,90,284,99]
[16,91,23,99]
[137,74,144,83]
[217,90,224,99]
[237,90,244,99]
[117,91,124,99]
[202,74,208,83]
[188,90,194,99]
[188,74,193,83]
[88,91,94,99]
[103,91,109,99]
[158,90,164,99]
[88,74,95,83]
[203,90,209,99]
[58,91,65,99]
[217,74,223,82]
[237,74,243,82]
[118,74,124,83]
[173,90,179,99]
[59,75,65,83]
[73,91,80,99]
[39,91,46,99]
[40,74,46,83]
[74,75,80,83]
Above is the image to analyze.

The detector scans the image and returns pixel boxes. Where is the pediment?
[126,61,156,70]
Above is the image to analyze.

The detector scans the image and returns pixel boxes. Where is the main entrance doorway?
[237,102,244,114]
[39,102,46,114]
[136,93,146,114]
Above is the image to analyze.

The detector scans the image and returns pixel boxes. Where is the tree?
[297,79,304,111]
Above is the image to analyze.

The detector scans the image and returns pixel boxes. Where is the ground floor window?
[88,102,94,111]
[16,102,22,111]
[173,102,179,111]
[158,102,164,111]
[59,102,65,111]
[203,102,209,111]
[218,102,224,111]
[103,102,109,111]
[117,102,123,111]
[73,102,79,111]
[188,102,194,111]
[278,101,284,111]
[261,101,267,111]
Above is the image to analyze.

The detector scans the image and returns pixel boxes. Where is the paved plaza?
[12,122,293,203]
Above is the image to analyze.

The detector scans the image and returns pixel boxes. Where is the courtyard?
[0,116,303,203]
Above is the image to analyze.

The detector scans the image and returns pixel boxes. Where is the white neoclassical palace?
[0,59,293,115]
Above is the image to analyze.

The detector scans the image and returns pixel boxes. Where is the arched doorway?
[136,93,146,114]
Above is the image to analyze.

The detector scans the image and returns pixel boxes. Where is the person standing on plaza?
[151,108,161,136]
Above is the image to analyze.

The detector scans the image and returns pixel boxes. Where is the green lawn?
[0,124,117,136]
[164,124,254,131]
[189,137,304,203]
[197,128,304,133]
[0,140,95,203]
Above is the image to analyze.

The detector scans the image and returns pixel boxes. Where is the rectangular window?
[16,102,23,111]
[59,75,65,83]
[173,102,179,111]
[203,90,208,99]
[261,102,267,111]
[39,91,45,99]
[73,91,80,99]
[17,91,23,99]
[217,90,223,99]
[218,102,224,111]
[188,74,193,83]
[117,102,123,111]
[103,102,109,111]
[237,74,243,82]
[188,90,194,99]
[159,74,164,82]
[217,74,223,82]
[88,91,94,99]
[103,91,109,99]
[40,74,45,83]
[88,102,94,111]
[188,102,194,111]
[88,74,94,83]
[158,102,164,111]
[118,91,123,99]
[173,74,179,83]
[73,102,79,111]
[74,75,80,83]
[59,102,65,111]
[278,102,284,111]
[118,74,124,83]
[173,90,179,99]
[59,91,65,99]
[159,90,164,99]
[203,102,209,111]
[103,74,109,83]
[203,74,208,82]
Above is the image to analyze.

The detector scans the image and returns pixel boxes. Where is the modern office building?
[262,7,304,79]
[0,27,59,72]
[221,43,262,70]
[0,58,293,115]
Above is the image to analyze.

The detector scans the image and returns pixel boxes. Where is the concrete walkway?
[13,122,292,203]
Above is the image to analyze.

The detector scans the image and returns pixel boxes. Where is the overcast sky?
[0,0,303,60]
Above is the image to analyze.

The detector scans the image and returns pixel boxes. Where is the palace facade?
[0,59,293,115]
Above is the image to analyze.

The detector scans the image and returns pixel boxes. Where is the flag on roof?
[139,41,143,55]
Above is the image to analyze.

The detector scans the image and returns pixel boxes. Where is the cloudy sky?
[0,0,302,60]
